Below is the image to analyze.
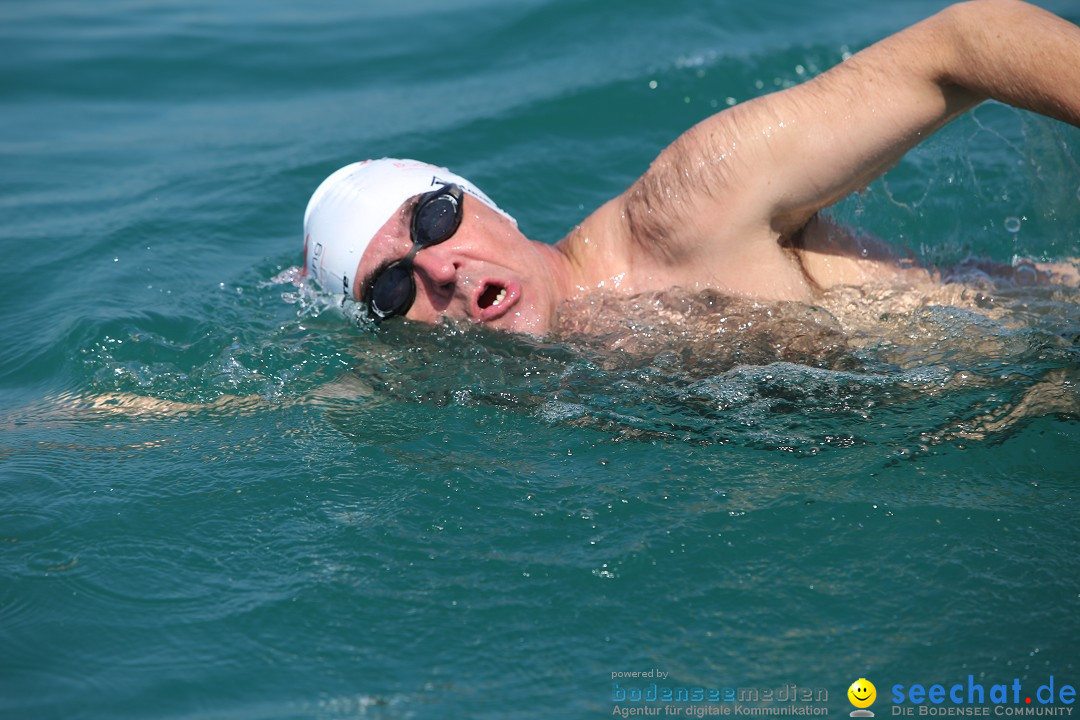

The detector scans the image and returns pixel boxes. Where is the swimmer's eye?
[363,184,464,322]
[360,196,424,304]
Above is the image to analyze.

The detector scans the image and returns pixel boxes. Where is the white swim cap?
[303,158,515,298]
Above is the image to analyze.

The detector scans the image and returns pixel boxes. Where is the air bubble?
[1004,216,1021,233]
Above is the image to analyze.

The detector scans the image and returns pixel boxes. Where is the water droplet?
[1004,216,1021,233]
[648,80,658,90]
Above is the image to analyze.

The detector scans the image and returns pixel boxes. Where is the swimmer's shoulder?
[561,186,818,302]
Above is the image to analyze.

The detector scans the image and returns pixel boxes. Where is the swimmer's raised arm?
[753,0,1080,233]
[596,0,1080,276]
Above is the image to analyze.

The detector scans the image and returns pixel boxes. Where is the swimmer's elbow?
[930,0,1080,125]
[940,0,1037,24]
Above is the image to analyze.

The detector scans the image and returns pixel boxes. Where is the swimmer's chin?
[421,313,549,339]
[398,305,553,338]
[474,302,557,337]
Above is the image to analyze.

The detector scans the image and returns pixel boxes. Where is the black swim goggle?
[363,183,464,322]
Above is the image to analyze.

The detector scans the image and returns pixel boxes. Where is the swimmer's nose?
[411,247,459,306]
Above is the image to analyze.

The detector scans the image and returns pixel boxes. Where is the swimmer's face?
[353,192,562,335]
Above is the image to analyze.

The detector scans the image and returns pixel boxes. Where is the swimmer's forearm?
[608,0,1080,261]
[938,0,1080,127]
[723,0,1080,233]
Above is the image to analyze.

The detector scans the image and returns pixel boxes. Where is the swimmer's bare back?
[793,216,1080,290]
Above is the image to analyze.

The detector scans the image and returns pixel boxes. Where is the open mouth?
[475,280,519,322]
[478,283,508,310]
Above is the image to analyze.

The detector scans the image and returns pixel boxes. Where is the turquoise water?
[2,1,1079,718]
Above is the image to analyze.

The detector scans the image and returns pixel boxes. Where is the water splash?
[50,263,1080,456]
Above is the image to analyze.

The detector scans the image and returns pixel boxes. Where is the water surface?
[2,0,1079,718]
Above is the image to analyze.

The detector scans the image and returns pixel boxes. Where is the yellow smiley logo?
[848,678,876,709]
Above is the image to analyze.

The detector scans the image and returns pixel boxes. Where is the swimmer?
[302,0,1080,337]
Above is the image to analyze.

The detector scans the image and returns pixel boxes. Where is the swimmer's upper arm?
[618,0,1080,256]
[738,8,970,236]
